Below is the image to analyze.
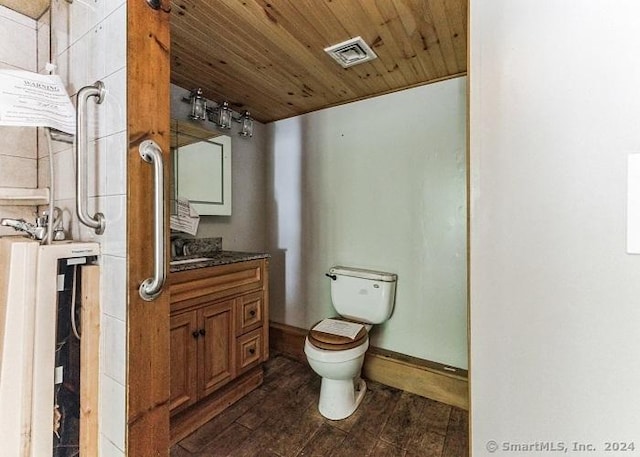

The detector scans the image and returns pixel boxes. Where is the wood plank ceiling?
[171,0,467,123]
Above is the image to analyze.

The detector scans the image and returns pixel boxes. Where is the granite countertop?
[169,250,270,273]
[169,237,269,273]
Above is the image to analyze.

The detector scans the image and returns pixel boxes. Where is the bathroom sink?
[169,257,214,266]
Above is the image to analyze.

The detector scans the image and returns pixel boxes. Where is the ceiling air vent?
[324,36,378,68]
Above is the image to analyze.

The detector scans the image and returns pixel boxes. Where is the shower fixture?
[1,218,46,240]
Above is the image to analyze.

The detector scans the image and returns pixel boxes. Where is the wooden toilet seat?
[307,317,368,351]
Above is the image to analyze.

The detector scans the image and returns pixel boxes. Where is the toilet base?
[318,377,367,420]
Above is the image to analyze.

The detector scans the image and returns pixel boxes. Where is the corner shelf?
[0,187,50,206]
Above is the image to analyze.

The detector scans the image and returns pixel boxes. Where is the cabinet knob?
[199,328,206,336]
[248,348,256,355]
[249,310,256,317]
[192,331,199,339]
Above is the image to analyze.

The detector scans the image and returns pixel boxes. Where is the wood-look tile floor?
[171,354,468,457]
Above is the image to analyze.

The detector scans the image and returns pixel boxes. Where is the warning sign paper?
[0,70,75,134]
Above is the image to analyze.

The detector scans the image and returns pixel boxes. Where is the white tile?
[54,47,70,90]
[101,254,126,320]
[105,132,126,196]
[53,148,75,200]
[0,5,37,29]
[94,67,126,139]
[101,313,126,385]
[72,33,101,95]
[69,0,103,46]
[38,156,50,189]
[103,4,126,77]
[50,0,71,57]
[88,22,106,84]
[0,61,22,71]
[67,25,105,97]
[0,15,36,70]
[38,128,49,159]
[51,134,74,155]
[0,126,37,159]
[77,194,126,254]
[104,0,125,19]
[99,374,125,452]
[66,33,87,96]
[102,194,126,256]
[100,435,125,457]
[37,12,50,73]
[0,156,36,188]
[38,128,73,159]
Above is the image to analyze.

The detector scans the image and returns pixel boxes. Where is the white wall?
[48,0,128,455]
[171,84,268,251]
[267,78,468,369]
[470,0,640,453]
[0,6,38,235]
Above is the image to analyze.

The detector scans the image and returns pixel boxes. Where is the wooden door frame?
[127,1,171,455]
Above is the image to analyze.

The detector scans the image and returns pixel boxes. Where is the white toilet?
[304,266,397,420]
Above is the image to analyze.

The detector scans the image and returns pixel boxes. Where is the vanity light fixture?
[186,88,207,121]
[235,111,254,137]
[182,88,254,138]
[210,101,233,129]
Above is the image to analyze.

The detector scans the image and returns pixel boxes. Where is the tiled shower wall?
[46,0,128,455]
[0,6,38,235]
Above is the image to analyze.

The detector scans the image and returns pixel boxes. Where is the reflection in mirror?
[171,120,232,216]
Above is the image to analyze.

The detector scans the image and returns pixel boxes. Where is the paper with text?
[313,318,364,340]
[0,70,75,134]
[170,197,200,236]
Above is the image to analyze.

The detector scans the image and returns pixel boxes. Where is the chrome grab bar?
[138,140,166,301]
[76,81,106,234]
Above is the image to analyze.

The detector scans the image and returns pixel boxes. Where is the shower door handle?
[76,81,106,234]
[138,140,166,301]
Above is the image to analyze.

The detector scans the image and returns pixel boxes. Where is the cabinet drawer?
[170,260,264,312]
[236,329,263,374]
[236,291,263,335]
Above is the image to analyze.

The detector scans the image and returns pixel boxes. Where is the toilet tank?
[330,266,397,324]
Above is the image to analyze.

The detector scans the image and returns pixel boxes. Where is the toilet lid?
[308,317,368,351]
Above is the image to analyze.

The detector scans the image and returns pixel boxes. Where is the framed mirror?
[171,120,232,216]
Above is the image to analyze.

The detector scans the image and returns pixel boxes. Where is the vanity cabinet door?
[169,311,199,414]
[198,300,235,397]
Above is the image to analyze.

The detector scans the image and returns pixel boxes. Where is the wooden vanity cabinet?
[169,311,198,413]
[169,299,234,414]
[168,258,269,443]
